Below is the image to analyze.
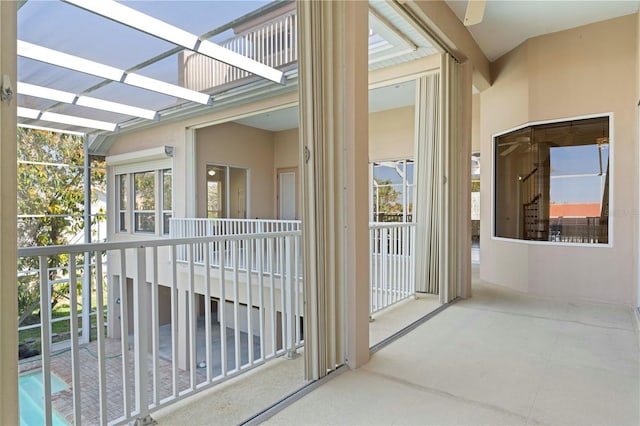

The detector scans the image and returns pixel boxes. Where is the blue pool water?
[19,371,69,426]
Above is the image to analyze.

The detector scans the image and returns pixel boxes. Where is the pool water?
[19,371,69,426]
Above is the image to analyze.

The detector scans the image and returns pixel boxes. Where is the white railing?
[170,218,301,268]
[172,218,415,316]
[183,10,298,92]
[369,222,416,314]
[17,231,303,426]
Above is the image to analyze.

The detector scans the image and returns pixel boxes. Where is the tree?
[373,178,403,221]
[17,128,106,327]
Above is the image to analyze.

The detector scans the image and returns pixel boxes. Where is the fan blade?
[464,0,486,26]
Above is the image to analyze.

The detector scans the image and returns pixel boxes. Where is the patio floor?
[18,318,262,425]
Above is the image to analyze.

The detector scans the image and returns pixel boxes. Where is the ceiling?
[444,0,640,61]
[234,80,416,132]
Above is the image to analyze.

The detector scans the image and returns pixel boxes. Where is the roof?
[550,203,602,218]
[17,0,439,155]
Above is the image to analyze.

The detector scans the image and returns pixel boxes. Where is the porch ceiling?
[233,80,417,132]
[17,0,440,155]
[445,0,640,62]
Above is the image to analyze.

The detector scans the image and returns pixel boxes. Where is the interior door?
[278,169,297,220]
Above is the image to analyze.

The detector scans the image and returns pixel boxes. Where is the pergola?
[17,0,286,151]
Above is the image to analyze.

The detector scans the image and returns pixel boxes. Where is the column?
[297,0,370,379]
[0,1,18,424]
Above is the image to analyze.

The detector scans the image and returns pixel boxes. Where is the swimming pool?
[19,370,69,426]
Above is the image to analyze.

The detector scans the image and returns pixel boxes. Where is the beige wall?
[480,14,638,304]
[106,92,298,239]
[369,106,415,161]
[105,100,416,239]
[471,93,480,152]
[274,128,299,169]
[196,122,275,219]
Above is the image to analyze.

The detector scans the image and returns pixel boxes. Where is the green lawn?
[18,286,108,355]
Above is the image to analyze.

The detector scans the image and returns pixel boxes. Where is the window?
[494,116,609,244]
[371,159,414,222]
[471,152,480,243]
[118,174,128,232]
[162,169,172,235]
[206,165,248,218]
[134,171,155,233]
[116,167,173,235]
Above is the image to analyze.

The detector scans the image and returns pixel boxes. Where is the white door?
[278,171,296,220]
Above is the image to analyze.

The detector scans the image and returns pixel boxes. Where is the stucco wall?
[480,14,638,304]
[471,93,480,152]
[274,128,299,169]
[369,106,415,161]
[196,122,275,219]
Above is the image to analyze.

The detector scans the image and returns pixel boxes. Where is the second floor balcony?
[17,217,429,425]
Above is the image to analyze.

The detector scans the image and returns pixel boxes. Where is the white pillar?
[0,2,18,424]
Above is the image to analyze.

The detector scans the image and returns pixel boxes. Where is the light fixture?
[18,106,118,132]
[18,82,158,120]
[63,0,285,84]
[18,40,211,105]
[208,169,216,176]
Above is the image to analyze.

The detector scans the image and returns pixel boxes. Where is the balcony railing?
[170,217,301,268]
[369,222,416,314]
[172,218,416,315]
[17,218,414,425]
[182,10,298,92]
[17,230,303,425]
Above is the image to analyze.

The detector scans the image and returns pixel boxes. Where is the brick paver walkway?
[20,338,202,425]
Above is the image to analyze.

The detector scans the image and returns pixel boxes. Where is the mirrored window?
[494,116,609,244]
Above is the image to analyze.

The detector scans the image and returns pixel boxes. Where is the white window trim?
[205,163,250,219]
[369,158,415,223]
[490,112,614,248]
[112,155,174,237]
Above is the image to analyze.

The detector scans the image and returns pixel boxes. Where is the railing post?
[81,252,91,344]
[39,256,53,426]
[134,247,151,424]
[285,236,297,359]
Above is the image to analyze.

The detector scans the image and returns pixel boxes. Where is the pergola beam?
[18,40,211,105]
[63,0,286,85]
[17,82,158,120]
[18,107,118,132]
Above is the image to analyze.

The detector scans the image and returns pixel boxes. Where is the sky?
[549,144,609,205]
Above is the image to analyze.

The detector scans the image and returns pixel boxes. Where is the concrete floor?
[369,293,441,347]
[154,266,639,425]
[266,269,640,425]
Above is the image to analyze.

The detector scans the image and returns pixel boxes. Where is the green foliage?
[17,128,106,326]
[373,179,402,213]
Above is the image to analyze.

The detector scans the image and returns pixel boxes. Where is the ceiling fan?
[464,0,486,26]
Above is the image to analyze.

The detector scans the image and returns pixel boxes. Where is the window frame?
[205,163,250,219]
[369,158,415,223]
[133,171,157,234]
[117,173,129,232]
[490,113,613,248]
[112,155,174,237]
